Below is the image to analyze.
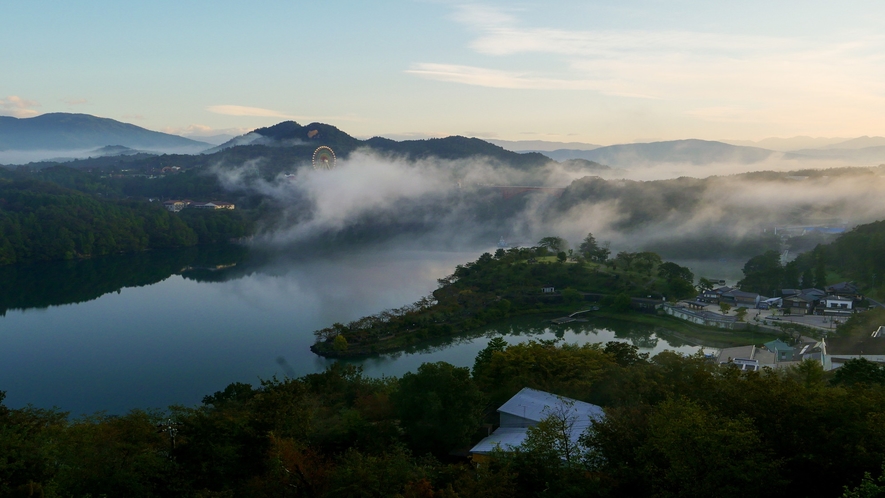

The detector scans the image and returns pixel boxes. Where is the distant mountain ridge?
[537,139,777,166]
[820,136,885,150]
[0,113,211,153]
[488,139,601,152]
[211,120,552,169]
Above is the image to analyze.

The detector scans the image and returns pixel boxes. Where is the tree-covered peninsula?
[311,239,697,358]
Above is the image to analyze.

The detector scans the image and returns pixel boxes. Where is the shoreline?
[311,308,786,359]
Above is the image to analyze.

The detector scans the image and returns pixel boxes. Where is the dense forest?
[0,174,252,265]
[739,218,885,298]
[312,239,697,357]
[6,312,885,497]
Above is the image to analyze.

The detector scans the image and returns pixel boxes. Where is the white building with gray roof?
[469,388,604,460]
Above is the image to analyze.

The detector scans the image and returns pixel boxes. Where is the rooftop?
[765,339,793,353]
[498,387,604,424]
[471,388,605,456]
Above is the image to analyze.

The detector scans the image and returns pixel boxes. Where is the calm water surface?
[0,246,707,414]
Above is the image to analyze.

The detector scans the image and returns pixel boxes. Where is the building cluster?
[717,327,885,372]
[162,200,235,212]
[717,338,824,371]
[695,281,862,316]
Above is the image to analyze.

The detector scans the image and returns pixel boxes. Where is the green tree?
[658,262,694,283]
[719,302,732,314]
[612,293,632,313]
[783,260,800,288]
[578,232,610,262]
[603,341,649,367]
[735,307,748,322]
[659,262,696,300]
[739,250,783,296]
[696,277,715,292]
[641,400,781,497]
[633,252,663,276]
[392,362,485,454]
[832,358,885,386]
[333,334,349,352]
[613,252,635,271]
[537,237,568,253]
[815,249,828,288]
[561,287,582,305]
[473,337,508,378]
[842,464,885,498]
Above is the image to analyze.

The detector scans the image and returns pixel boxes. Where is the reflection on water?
[0,246,710,415]
[0,245,250,316]
[344,314,708,380]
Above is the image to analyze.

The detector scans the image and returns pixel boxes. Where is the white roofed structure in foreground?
[470,387,604,457]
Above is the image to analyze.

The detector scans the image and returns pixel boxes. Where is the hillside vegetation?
[5,341,885,496]
[0,175,251,265]
[739,218,885,297]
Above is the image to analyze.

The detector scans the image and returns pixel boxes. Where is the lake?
[0,245,707,415]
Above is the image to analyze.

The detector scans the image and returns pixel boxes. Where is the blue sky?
[3,1,885,144]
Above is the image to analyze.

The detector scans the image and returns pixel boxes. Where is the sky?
[3,0,885,144]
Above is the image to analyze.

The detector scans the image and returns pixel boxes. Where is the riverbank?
[312,307,786,359]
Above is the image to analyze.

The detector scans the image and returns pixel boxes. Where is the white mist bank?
[211,149,885,257]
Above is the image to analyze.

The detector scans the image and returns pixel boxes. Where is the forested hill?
[210,120,551,169]
[0,176,251,265]
[363,135,550,168]
[738,218,885,297]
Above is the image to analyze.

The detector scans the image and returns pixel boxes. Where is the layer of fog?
[0,144,208,165]
[581,155,875,182]
[211,148,885,266]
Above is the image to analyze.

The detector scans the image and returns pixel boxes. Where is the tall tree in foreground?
[392,362,485,455]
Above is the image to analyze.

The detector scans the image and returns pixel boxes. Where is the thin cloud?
[411,3,885,131]
[206,105,294,119]
[406,63,656,97]
[63,98,89,106]
[0,96,40,118]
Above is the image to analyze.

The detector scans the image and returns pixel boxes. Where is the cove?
[0,245,710,415]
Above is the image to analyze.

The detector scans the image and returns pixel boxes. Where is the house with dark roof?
[469,388,604,463]
[826,282,862,301]
[720,289,764,307]
[699,286,733,304]
[781,288,826,314]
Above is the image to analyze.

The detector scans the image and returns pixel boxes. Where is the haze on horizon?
[3,0,885,145]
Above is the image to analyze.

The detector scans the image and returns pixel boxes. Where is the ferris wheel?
[312,146,337,170]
